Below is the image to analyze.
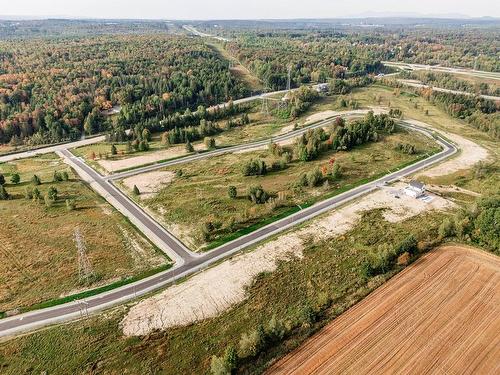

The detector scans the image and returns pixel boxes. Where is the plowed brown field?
[267,245,500,375]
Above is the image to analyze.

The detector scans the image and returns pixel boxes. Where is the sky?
[1,0,499,20]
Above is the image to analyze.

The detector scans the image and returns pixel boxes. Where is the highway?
[0,119,458,338]
[382,61,500,81]
[397,79,500,101]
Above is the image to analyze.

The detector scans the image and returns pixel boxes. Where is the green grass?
[202,150,438,251]
[19,263,172,314]
[0,154,169,313]
[123,127,439,250]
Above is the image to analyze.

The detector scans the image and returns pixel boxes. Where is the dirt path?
[267,245,500,375]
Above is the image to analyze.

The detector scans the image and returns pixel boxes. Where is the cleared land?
[267,245,500,375]
[72,110,287,173]
[120,127,439,250]
[0,154,168,313]
[121,182,453,336]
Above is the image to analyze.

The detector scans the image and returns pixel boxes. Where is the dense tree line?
[0,35,249,145]
[419,88,499,139]
[404,71,500,97]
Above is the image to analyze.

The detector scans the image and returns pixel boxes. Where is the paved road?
[108,113,344,181]
[398,79,500,101]
[0,120,457,338]
[382,61,500,81]
[0,135,106,164]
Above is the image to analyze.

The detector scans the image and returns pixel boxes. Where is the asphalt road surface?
[0,120,457,338]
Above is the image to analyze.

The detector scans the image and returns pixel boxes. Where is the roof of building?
[409,180,425,190]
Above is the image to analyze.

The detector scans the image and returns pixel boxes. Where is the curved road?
[0,118,457,338]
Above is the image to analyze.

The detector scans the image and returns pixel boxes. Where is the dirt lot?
[267,245,500,375]
[122,171,175,200]
[120,184,452,336]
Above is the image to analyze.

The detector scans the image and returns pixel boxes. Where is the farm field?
[0,154,169,313]
[267,245,500,375]
[119,124,440,250]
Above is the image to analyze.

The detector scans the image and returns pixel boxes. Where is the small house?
[404,180,425,198]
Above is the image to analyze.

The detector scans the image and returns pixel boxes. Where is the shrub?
[47,186,58,201]
[61,171,69,181]
[238,327,264,359]
[66,199,76,211]
[185,140,194,152]
[133,185,140,196]
[0,174,4,185]
[242,159,267,176]
[204,137,216,150]
[111,144,117,155]
[438,218,455,239]
[53,171,63,182]
[31,174,41,185]
[24,186,33,199]
[210,346,238,375]
[228,185,237,199]
[306,168,323,187]
[10,173,20,184]
[247,185,269,204]
[0,185,9,200]
[395,234,418,256]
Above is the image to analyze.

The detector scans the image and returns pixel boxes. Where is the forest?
[0,35,248,146]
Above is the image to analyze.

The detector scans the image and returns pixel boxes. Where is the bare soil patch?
[122,171,175,200]
[97,143,205,173]
[267,245,500,375]
[406,119,489,177]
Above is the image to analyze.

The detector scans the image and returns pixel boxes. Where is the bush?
[10,173,20,184]
[31,174,41,185]
[438,218,455,239]
[204,137,216,150]
[247,185,269,204]
[242,159,267,176]
[47,186,58,201]
[185,140,194,152]
[227,185,237,199]
[66,199,76,211]
[238,327,265,359]
[111,144,117,155]
[24,186,33,199]
[395,234,418,256]
[53,171,63,182]
[0,185,9,200]
[61,171,69,181]
[133,185,140,196]
[306,168,323,187]
[210,346,238,375]
[361,244,397,277]
[0,174,4,185]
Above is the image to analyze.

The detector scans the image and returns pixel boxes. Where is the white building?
[404,180,426,198]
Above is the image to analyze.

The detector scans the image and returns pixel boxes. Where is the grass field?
[120,127,439,250]
[0,207,450,375]
[0,154,169,313]
[268,244,500,375]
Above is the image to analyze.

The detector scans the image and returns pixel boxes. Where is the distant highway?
[382,61,500,81]
[0,118,458,338]
[397,79,500,101]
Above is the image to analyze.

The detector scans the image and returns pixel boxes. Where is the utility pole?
[74,228,94,284]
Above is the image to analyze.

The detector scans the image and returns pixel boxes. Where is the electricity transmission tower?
[74,228,94,283]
